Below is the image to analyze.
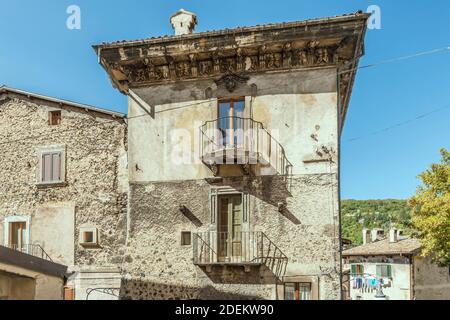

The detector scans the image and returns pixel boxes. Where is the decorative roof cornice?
[94,12,370,130]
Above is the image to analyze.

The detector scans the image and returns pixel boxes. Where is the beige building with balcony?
[95,10,369,300]
[343,229,450,300]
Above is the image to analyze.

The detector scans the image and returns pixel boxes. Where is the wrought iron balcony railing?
[200,117,293,176]
[193,231,288,277]
[6,244,53,262]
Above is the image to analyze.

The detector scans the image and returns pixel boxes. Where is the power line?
[345,103,450,143]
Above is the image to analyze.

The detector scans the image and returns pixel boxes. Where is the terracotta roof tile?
[94,11,369,49]
[343,238,422,256]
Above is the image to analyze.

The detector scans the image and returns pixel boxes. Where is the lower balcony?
[193,231,288,276]
[6,244,53,262]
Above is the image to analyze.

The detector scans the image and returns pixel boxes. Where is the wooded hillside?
[341,200,413,245]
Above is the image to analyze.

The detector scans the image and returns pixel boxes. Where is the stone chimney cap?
[170,8,197,20]
[170,9,198,36]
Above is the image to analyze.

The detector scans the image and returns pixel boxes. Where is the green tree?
[409,149,450,266]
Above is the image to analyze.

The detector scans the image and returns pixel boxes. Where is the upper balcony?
[199,116,293,177]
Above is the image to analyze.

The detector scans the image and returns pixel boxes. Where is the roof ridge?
[0,86,126,118]
[94,11,370,49]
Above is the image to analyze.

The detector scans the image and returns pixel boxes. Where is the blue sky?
[1,0,449,200]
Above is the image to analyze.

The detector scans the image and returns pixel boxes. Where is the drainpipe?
[336,65,344,301]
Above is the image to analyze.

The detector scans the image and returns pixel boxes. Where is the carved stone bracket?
[214,73,250,93]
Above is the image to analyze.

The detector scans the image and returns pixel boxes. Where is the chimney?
[170,9,197,36]
[390,228,399,243]
[362,228,371,245]
[371,229,384,242]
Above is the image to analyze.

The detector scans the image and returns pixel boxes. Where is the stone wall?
[0,97,128,273]
[413,256,450,300]
[120,174,340,300]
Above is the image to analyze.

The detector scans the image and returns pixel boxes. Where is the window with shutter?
[351,264,364,276]
[40,151,63,183]
[386,265,392,278]
[376,265,393,278]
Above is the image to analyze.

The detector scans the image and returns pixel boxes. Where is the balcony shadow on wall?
[206,175,299,224]
[180,205,203,227]
[198,264,283,286]
[245,176,299,225]
[119,278,263,300]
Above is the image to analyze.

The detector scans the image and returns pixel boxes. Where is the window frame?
[79,227,99,248]
[48,110,62,126]
[181,231,192,246]
[36,145,66,186]
[3,216,31,250]
[351,264,365,276]
[284,282,312,301]
[217,97,246,117]
[376,264,393,279]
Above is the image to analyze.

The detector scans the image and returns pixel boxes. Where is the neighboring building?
[343,229,450,300]
[94,10,369,300]
[0,86,128,300]
[0,245,67,300]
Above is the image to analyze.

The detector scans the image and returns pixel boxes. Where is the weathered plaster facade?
[0,87,128,299]
[96,11,369,300]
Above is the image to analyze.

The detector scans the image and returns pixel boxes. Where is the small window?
[40,151,63,183]
[8,222,27,250]
[284,283,311,300]
[351,264,365,276]
[376,265,392,278]
[79,228,98,247]
[49,111,61,126]
[181,232,192,246]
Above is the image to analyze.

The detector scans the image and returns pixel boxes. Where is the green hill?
[341,200,413,245]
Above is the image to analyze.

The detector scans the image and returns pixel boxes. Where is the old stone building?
[0,86,127,299]
[343,229,450,300]
[94,10,370,300]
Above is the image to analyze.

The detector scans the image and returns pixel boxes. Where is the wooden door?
[217,194,243,262]
[9,222,27,251]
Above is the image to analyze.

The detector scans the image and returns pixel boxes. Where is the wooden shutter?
[52,152,61,181]
[41,151,62,182]
[42,153,52,182]
[351,265,356,275]
[386,265,392,278]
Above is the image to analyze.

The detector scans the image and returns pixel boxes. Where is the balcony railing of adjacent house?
[6,244,53,262]
[199,117,293,176]
[193,231,288,278]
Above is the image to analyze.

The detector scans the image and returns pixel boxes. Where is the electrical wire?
[345,102,450,143]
